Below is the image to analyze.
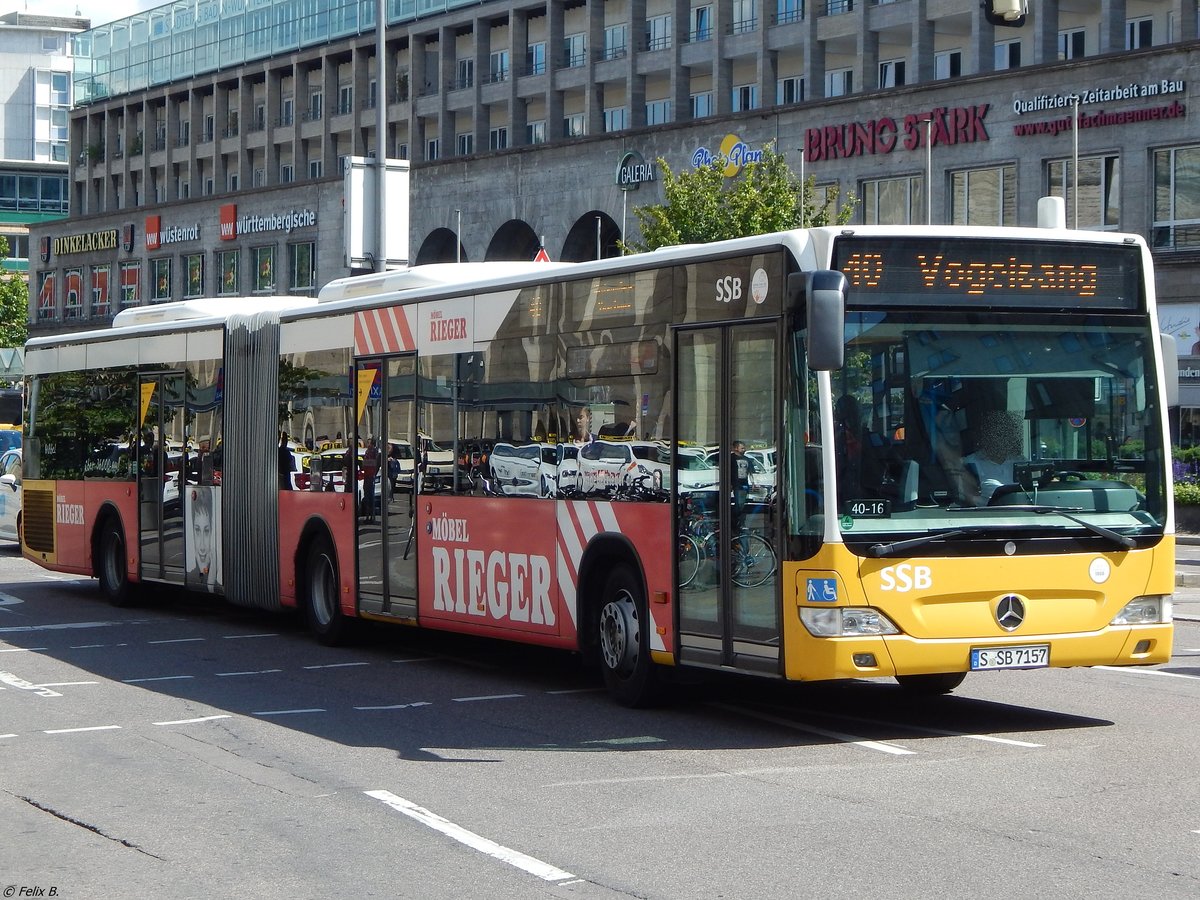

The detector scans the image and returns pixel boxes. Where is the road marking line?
[0,620,140,633]
[0,733,16,739]
[710,703,917,755]
[216,669,283,677]
[148,638,205,644]
[252,708,326,716]
[365,789,576,883]
[0,647,46,652]
[122,675,194,683]
[546,688,605,695]
[1,672,62,696]
[302,662,370,669]
[153,715,233,726]
[44,725,121,734]
[391,657,438,663]
[793,708,1045,748]
[37,681,99,687]
[1096,665,1200,681]
[354,701,433,710]
[452,693,524,702]
[222,633,279,639]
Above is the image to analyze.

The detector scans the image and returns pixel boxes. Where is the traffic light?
[983,0,1027,27]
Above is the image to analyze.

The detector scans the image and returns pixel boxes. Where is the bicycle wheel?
[731,533,775,588]
[678,533,701,587]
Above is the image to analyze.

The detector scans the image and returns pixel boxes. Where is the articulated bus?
[20,219,1175,704]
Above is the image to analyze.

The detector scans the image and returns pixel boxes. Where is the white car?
[577,440,669,496]
[488,442,560,497]
[0,447,21,542]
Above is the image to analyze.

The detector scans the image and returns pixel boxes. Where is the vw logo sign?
[995,594,1025,631]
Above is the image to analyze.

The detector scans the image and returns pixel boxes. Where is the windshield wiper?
[962,504,1137,549]
[868,529,971,557]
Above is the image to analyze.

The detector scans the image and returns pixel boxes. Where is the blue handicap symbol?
[806,578,838,603]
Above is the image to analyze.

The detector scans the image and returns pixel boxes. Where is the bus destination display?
[833,236,1142,310]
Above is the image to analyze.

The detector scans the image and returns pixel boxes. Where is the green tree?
[0,236,29,347]
[626,145,857,252]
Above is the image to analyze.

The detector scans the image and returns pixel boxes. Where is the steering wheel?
[1039,469,1088,486]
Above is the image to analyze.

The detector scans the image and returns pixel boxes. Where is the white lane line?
[546,688,605,695]
[216,669,283,677]
[1096,665,1200,681]
[68,644,124,649]
[252,708,326,716]
[222,633,279,640]
[452,693,524,703]
[0,647,47,652]
[122,675,194,683]
[710,703,917,756]
[392,657,438,664]
[790,707,1044,748]
[365,789,576,884]
[0,620,141,633]
[37,681,99,687]
[354,701,433,710]
[148,638,205,645]
[0,672,62,697]
[153,715,233,726]
[302,662,371,670]
[0,590,24,607]
[0,733,16,739]
[545,772,732,787]
[44,725,121,734]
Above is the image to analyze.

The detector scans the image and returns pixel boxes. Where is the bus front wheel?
[97,519,135,607]
[896,672,966,695]
[597,565,659,707]
[304,535,349,645]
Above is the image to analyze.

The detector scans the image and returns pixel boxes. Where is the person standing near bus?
[730,441,751,525]
[362,437,380,522]
[278,431,293,490]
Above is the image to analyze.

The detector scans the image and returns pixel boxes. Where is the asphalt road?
[2,545,1198,900]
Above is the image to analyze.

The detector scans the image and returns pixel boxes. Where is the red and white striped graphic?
[355,306,416,356]
[556,500,672,654]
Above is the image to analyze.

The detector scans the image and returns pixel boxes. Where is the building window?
[91,264,111,318]
[1153,146,1200,248]
[253,246,275,292]
[527,42,546,75]
[119,261,140,310]
[184,253,204,298]
[691,91,714,118]
[646,15,671,51]
[217,250,238,295]
[290,242,315,291]
[879,59,905,89]
[564,33,586,67]
[1126,16,1153,49]
[281,96,294,126]
[731,0,756,33]
[732,84,758,112]
[37,271,56,320]
[995,39,1021,70]
[280,164,294,183]
[151,257,172,302]
[777,75,804,105]
[63,268,82,318]
[604,24,627,59]
[458,132,474,155]
[456,58,474,90]
[646,99,671,125]
[527,120,546,144]
[825,68,852,97]
[950,165,1017,226]
[775,0,803,26]
[204,177,214,195]
[309,159,323,178]
[490,49,510,81]
[229,173,239,192]
[1058,28,1086,60]
[691,6,712,41]
[934,49,961,80]
[426,138,440,161]
[862,175,924,225]
[1049,155,1120,230]
[563,113,585,138]
[308,92,322,121]
[489,127,508,150]
[338,85,353,115]
[603,107,628,132]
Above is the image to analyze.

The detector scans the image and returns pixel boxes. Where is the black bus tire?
[304,534,351,645]
[97,518,136,607]
[597,564,660,707]
[895,672,966,695]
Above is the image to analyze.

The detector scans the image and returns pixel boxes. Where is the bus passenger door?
[675,324,780,674]
[138,373,187,583]
[356,355,418,619]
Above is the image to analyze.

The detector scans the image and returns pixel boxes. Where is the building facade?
[26,0,1200,440]
[0,12,88,274]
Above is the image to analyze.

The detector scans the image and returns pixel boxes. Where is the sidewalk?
[1176,534,1200,622]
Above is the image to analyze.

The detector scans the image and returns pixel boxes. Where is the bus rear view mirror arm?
[791,270,845,371]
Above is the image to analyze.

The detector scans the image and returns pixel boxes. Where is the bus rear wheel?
[597,565,659,707]
[97,518,135,607]
[304,535,349,645]
[896,672,966,695]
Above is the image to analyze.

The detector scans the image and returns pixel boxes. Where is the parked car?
[488,442,563,497]
[577,439,669,496]
[0,447,21,542]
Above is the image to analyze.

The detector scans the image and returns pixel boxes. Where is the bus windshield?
[825,310,1168,547]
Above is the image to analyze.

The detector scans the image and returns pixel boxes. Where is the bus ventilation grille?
[23,488,56,554]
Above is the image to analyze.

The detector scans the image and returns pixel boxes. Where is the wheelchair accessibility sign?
[806,578,838,603]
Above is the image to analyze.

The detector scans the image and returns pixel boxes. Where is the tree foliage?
[626,145,858,252]
[0,236,28,347]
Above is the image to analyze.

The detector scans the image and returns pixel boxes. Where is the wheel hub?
[599,592,639,675]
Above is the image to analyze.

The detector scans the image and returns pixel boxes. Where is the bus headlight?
[800,607,901,637]
[1110,595,1171,625]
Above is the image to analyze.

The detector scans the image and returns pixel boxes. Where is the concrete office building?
[25,0,1200,440]
[0,11,88,275]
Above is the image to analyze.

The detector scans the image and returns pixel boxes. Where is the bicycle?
[677,497,776,589]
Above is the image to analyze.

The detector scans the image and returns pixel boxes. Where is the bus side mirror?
[790,270,845,371]
[982,0,1027,27]
[1161,332,1179,408]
